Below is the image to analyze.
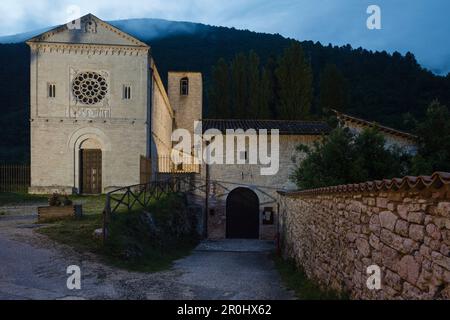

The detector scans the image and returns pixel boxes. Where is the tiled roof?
[201,119,330,135]
[278,172,450,196]
[333,110,417,141]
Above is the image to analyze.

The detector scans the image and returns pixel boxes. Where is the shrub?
[291,127,410,189]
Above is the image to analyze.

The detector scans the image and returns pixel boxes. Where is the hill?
[0,18,449,162]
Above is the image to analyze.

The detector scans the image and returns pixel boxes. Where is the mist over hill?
[0,18,449,162]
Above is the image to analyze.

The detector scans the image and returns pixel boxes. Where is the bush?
[48,193,61,206]
[291,127,410,189]
[48,193,73,206]
[104,193,199,270]
[411,100,450,175]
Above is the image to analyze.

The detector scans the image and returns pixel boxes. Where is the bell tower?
[167,72,202,135]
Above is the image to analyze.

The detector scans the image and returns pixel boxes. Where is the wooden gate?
[140,155,151,184]
[80,149,102,194]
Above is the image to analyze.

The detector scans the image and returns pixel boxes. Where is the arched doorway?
[226,187,259,239]
[79,138,102,194]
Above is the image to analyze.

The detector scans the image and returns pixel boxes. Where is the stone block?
[396,255,420,284]
[407,211,425,224]
[409,224,425,242]
[395,219,409,237]
[379,211,397,231]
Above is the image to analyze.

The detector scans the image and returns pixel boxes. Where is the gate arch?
[226,187,259,239]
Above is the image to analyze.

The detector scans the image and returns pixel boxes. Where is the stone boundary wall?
[278,172,450,299]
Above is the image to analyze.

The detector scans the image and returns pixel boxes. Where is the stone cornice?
[26,13,149,48]
[27,42,149,56]
[30,117,147,125]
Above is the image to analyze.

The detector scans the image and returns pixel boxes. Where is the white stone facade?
[27,14,176,193]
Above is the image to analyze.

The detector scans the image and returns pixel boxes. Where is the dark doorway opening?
[226,187,259,239]
[80,149,102,194]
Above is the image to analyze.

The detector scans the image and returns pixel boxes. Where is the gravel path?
[0,205,294,300]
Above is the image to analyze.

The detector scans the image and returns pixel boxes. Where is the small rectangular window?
[262,207,274,225]
[180,77,189,96]
[123,85,132,100]
[48,83,56,98]
[239,150,248,161]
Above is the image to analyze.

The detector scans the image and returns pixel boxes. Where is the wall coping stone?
[278,172,450,196]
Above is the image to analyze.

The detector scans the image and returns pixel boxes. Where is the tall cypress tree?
[247,51,261,118]
[260,66,274,119]
[318,63,348,114]
[275,42,313,120]
[231,53,248,118]
[208,58,231,118]
[264,55,279,118]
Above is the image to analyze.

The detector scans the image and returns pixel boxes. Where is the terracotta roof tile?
[278,172,450,196]
[202,119,330,135]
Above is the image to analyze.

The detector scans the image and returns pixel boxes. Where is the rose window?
[72,72,108,105]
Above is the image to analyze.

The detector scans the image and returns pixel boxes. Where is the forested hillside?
[0,19,449,162]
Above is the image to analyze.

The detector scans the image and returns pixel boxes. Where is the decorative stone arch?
[67,127,111,193]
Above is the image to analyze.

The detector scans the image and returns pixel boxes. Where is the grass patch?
[0,192,106,210]
[0,192,48,206]
[38,214,103,253]
[272,254,347,300]
[68,194,106,215]
[37,192,198,273]
[103,193,198,272]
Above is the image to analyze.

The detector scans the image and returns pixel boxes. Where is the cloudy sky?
[1,0,449,74]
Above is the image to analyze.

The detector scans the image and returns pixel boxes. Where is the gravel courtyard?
[0,205,293,300]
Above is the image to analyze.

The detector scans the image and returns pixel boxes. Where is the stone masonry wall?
[278,179,450,299]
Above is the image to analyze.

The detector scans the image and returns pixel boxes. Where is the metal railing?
[0,164,30,192]
[156,155,200,173]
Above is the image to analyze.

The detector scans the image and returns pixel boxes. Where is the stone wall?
[168,72,202,137]
[278,173,450,299]
[28,26,151,193]
[151,63,175,158]
[27,15,179,194]
[205,135,321,240]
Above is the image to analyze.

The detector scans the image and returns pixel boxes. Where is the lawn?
[272,254,348,300]
[0,192,48,206]
[36,192,198,272]
[0,192,105,210]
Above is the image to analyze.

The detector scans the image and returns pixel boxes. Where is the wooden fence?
[102,176,205,242]
[0,164,30,192]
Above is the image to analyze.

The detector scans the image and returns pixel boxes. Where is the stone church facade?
[27,14,201,194]
[26,14,417,241]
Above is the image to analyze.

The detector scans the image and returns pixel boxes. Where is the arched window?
[180,77,189,96]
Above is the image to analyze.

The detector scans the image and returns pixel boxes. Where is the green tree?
[231,52,248,118]
[264,55,279,118]
[318,63,348,114]
[275,42,313,120]
[291,128,354,189]
[259,66,274,119]
[352,128,410,181]
[247,51,261,118]
[412,100,450,174]
[291,127,410,189]
[208,58,231,118]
